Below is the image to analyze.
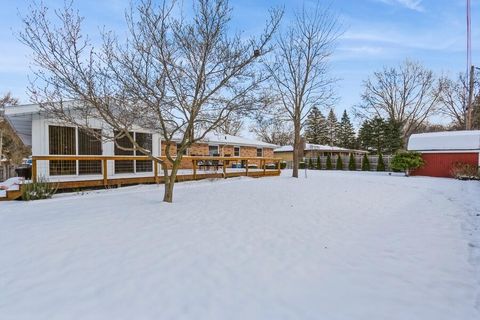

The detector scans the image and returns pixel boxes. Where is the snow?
[408,130,480,151]
[1,170,479,319]
[0,177,23,198]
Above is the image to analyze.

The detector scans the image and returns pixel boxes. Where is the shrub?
[316,156,322,170]
[326,154,333,170]
[280,161,287,169]
[22,176,58,201]
[450,162,479,180]
[348,153,356,171]
[361,154,370,171]
[336,155,343,170]
[377,153,386,172]
[390,151,424,176]
[299,161,306,169]
[308,158,314,169]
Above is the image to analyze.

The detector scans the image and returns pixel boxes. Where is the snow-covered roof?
[274,143,367,153]
[196,132,277,149]
[408,130,480,151]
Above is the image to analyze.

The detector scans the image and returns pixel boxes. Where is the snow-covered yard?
[1,170,479,320]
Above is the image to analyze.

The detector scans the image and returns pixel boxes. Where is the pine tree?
[325,109,339,146]
[316,155,322,170]
[377,153,385,171]
[383,119,403,154]
[361,154,370,171]
[336,155,343,170]
[358,117,403,154]
[337,110,356,148]
[326,154,333,170]
[348,153,356,170]
[304,107,328,145]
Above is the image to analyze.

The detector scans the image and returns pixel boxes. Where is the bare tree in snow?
[19,0,282,202]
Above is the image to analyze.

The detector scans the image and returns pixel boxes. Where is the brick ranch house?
[4,103,277,180]
[274,143,368,162]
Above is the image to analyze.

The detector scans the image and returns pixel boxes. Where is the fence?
[284,155,393,171]
[0,165,16,182]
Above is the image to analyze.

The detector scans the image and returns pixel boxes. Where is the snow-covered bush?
[391,151,424,176]
[22,176,58,201]
[450,162,479,180]
[280,162,287,169]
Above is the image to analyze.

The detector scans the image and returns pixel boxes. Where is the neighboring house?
[407,130,480,178]
[274,143,368,162]
[5,103,277,179]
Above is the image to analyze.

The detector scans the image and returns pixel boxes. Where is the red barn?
[407,131,480,178]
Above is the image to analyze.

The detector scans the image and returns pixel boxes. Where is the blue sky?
[1,0,479,125]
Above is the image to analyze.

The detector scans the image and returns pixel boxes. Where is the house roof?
[408,130,480,151]
[4,104,276,149]
[274,143,368,154]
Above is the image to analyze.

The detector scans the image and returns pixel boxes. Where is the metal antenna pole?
[466,0,472,129]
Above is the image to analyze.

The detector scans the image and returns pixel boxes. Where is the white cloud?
[378,0,425,12]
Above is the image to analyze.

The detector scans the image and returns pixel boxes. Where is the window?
[135,132,153,172]
[209,145,219,156]
[234,146,240,157]
[176,143,188,156]
[256,148,263,157]
[114,131,134,173]
[49,126,76,175]
[78,129,102,175]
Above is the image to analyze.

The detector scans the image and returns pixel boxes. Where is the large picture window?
[49,126,76,175]
[135,132,153,172]
[114,131,134,174]
[209,145,219,156]
[78,129,102,175]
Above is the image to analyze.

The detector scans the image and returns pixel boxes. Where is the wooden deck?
[2,155,282,201]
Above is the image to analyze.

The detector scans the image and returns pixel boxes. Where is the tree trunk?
[162,160,181,203]
[292,117,301,178]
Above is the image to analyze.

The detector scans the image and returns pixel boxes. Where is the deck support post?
[154,160,159,184]
[32,158,37,183]
[223,160,226,178]
[102,159,108,186]
[246,159,249,177]
[263,159,266,176]
[193,160,197,180]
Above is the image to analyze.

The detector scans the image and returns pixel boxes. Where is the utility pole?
[466,65,475,130]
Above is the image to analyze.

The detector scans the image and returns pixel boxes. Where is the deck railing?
[31,155,282,186]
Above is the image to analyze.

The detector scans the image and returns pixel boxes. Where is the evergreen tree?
[358,116,386,153]
[383,119,403,154]
[316,155,322,170]
[336,155,343,170]
[377,153,385,171]
[326,154,333,170]
[304,107,328,145]
[361,154,370,171]
[348,153,356,170]
[337,110,356,148]
[325,109,339,146]
[308,157,314,169]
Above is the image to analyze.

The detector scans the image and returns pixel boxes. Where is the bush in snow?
[22,176,58,201]
[326,154,333,170]
[336,155,343,170]
[316,156,322,170]
[361,154,370,171]
[299,161,306,169]
[450,162,479,180]
[391,151,424,176]
[308,158,314,169]
[348,153,356,171]
[377,153,386,172]
[280,162,287,169]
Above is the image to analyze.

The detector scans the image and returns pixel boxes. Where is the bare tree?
[0,93,30,165]
[19,0,282,202]
[265,2,341,178]
[355,60,442,143]
[438,72,479,129]
[250,111,293,146]
[216,117,244,136]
